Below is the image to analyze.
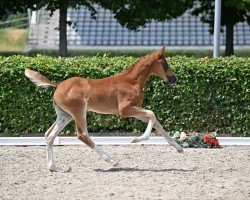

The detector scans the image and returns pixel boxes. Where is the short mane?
[122,51,158,74]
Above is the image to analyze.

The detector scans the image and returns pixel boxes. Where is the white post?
[213,0,222,57]
[31,11,37,24]
[27,9,31,25]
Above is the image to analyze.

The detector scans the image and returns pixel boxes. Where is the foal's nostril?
[167,75,177,85]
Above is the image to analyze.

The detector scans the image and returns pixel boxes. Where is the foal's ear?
[159,46,166,55]
[155,46,166,60]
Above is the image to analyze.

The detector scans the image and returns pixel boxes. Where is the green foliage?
[192,0,250,30]
[1,49,250,58]
[192,0,250,56]
[0,55,249,136]
[96,0,194,30]
[0,1,36,19]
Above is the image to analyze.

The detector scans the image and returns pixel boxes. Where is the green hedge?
[0,55,249,136]
[1,49,250,58]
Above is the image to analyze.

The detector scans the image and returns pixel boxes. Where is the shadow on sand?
[94,167,196,173]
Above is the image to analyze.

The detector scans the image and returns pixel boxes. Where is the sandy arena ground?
[0,145,250,200]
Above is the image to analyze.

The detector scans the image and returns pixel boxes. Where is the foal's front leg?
[119,105,156,143]
[129,114,184,153]
[131,119,154,143]
[153,121,183,153]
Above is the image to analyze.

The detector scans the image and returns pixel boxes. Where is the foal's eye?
[162,60,169,71]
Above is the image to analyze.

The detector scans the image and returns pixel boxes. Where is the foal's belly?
[88,106,118,114]
[87,104,118,114]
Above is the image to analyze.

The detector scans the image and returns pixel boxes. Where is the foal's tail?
[25,68,57,88]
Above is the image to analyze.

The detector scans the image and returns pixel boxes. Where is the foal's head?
[151,46,177,85]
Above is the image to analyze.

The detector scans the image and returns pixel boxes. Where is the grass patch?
[0,28,28,52]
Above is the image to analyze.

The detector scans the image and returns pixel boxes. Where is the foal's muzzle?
[167,75,177,85]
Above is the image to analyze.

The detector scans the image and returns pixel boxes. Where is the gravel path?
[1,145,250,200]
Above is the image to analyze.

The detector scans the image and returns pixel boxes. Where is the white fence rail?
[0,137,250,146]
[0,17,28,29]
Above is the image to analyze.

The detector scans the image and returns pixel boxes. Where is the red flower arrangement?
[175,132,220,148]
[203,134,220,147]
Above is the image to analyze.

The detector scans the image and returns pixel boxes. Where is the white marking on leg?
[46,109,72,171]
[154,121,184,153]
[131,110,156,143]
[46,122,63,172]
[131,119,154,143]
[93,145,119,167]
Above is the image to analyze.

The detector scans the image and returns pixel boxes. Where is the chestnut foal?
[25,46,183,172]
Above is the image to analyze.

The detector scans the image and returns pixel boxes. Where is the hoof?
[130,137,141,143]
[48,165,59,172]
[171,142,184,154]
[177,148,184,154]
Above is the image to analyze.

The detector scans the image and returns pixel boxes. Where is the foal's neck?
[121,57,155,88]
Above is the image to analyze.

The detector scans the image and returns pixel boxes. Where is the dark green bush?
[0,55,249,136]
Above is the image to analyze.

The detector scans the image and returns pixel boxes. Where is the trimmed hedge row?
[0,55,249,136]
[1,49,250,58]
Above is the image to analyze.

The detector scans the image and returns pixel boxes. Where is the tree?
[192,0,250,56]
[37,1,97,57]
[55,0,194,56]
[0,1,36,20]
[1,0,195,57]
[96,0,194,31]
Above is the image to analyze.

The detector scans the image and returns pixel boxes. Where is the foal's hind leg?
[45,122,56,139]
[72,100,118,166]
[46,105,72,171]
